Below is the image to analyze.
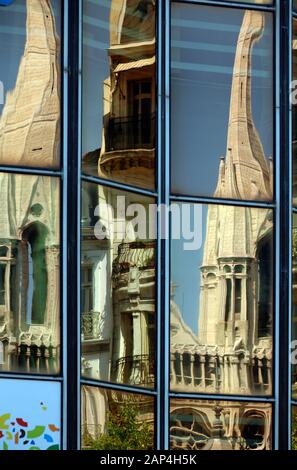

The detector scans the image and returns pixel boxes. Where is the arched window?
[240,412,266,450]
[257,234,273,338]
[23,223,48,325]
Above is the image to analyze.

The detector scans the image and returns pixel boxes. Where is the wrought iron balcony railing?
[112,354,155,388]
[113,241,155,275]
[105,114,155,152]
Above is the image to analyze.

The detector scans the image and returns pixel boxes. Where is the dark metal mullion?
[170,194,276,209]
[0,166,62,177]
[80,379,157,397]
[66,0,81,451]
[278,0,292,451]
[156,0,171,451]
[81,173,158,198]
[169,392,275,403]
[174,0,275,13]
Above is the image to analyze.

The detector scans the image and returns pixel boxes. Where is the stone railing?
[170,349,272,395]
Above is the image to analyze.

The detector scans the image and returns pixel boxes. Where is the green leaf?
[3,441,8,450]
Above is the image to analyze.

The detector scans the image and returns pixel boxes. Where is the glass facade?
[0,0,294,452]
[171,4,273,200]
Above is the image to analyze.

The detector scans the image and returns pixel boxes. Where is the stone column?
[200,356,206,390]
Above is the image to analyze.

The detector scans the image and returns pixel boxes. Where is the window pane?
[170,399,272,450]
[171,5,273,201]
[170,203,273,396]
[0,379,61,451]
[293,406,297,450]
[81,182,156,388]
[82,0,156,190]
[293,19,297,205]
[293,214,297,398]
[81,385,154,450]
[0,173,60,374]
[0,0,61,168]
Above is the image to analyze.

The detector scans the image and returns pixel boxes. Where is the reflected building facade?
[81,1,156,443]
[169,9,273,449]
[81,6,272,451]
[0,0,60,374]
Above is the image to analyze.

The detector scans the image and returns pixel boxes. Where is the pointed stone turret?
[219,10,272,201]
[197,11,273,395]
[0,0,60,167]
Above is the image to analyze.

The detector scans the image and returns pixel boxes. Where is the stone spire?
[0,0,60,167]
[214,10,272,201]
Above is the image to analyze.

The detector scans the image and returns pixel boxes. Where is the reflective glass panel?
[0,379,61,451]
[0,0,61,168]
[170,399,272,450]
[293,406,297,450]
[0,173,60,374]
[170,203,273,396]
[292,214,297,399]
[81,385,154,450]
[293,19,297,205]
[82,0,156,190]
[171,4,273,201]
[81,182,156,388]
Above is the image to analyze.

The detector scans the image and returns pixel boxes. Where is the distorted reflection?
[171,203,273,396]
[171,6,273,200]
[170,400,272,451]
[170,7,273,396]
[0,173,60,374]
[81,385,154,450]
[292,214,297,399]
[293,406,297,450]
[82,0,156,190]
[0,0,61,168]
[293,19,297,205]
[81,183,156,388]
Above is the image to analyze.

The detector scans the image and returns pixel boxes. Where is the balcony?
[112,354,155,388]
[105,114,155,152]
[113,241,155,274]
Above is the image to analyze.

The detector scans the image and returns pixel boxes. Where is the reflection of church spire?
[0,0,60,167]
[215,11,272,201]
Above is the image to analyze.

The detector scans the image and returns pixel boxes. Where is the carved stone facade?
[0,0,60,372]
[81,5,273,450]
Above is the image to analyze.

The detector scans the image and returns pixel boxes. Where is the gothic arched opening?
[240,412,266,450]
[22,222,48,325]
[257,233,273,338]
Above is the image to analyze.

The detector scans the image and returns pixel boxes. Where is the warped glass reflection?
[171,5,273,201]
[81,385,154,450]
[81,182,156,388]
[171,203,273,396]
[292,214,297,399]
[0,0,61,168]
[82,0,156,190]
[0,173,60,374]
[170,399,272,451]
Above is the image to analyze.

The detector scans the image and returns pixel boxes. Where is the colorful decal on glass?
[0,379,61,450]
